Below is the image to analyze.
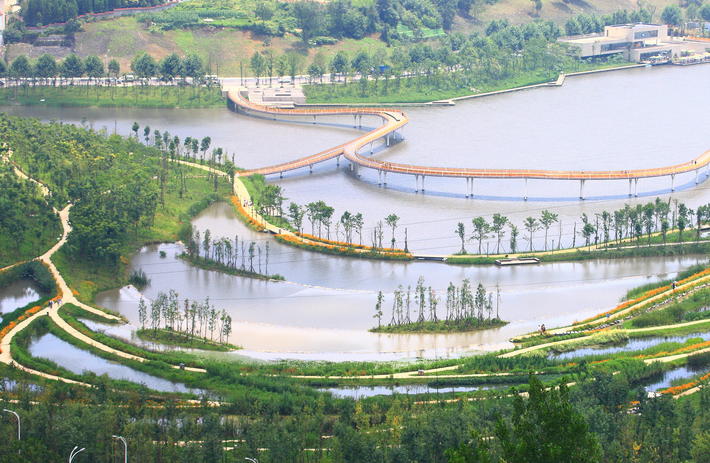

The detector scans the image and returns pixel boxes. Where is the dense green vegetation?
[0,161,62,267]
[4,254,710,461]
[0,113,234,300]
[0,84,225,109]
[20,0,170,27]
[5,4,710,461]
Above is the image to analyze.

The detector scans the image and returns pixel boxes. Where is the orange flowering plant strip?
[662,371,710,395]
[635,340,710,360]
[230,196,265,231]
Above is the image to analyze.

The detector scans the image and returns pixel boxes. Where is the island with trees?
[3,0,710,461]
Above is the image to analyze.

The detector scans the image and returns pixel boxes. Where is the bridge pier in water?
[414,175,425,192]
[524,178,528,201]
[671,174,675,192]
[628,178,639,197]
[696,169,700,184]
[465,178,473,198]
[580,179,586,200]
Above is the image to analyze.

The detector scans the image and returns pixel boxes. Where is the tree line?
[0,161,62,267]
[182,226,271,276]
[455,198,706,255]
[137,290,233,345]
[20,0,168,27]
[373,276,502,330]
[0,51,209,86]
[5,361,710,462]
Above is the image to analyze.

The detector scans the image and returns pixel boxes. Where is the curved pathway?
[229,89,408,178]
[227,88,710,197]
[0,202,206,382]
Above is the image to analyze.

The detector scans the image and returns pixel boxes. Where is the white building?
[558,23,685,63]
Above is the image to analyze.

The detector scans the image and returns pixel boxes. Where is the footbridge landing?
[227,88,710,200]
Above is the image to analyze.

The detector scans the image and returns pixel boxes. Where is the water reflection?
[28,333,201,394]
[553,332,710,360]
[6,65,710,360]
[321,384,499,399]
[644,364,710,392]
[0,279,42,314]
[95,234,705,359]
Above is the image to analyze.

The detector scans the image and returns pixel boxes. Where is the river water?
[5,64,710,360]
[0,279,43,323]
[27,333,202,394]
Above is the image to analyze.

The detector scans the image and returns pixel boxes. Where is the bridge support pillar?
[707,163,709,178]
[634,178,639,197]
[524,178,528,201]
[579,179,586,200]
[628,179,633,197]
[356,164,361,177]
[378,170,382,185]
[696,169,699,184]
[386,134,390,147]
[421,175,425,192]
[400,126,404,140]
[359,115,362,128]
[465,178,472,198]
[354,115,357,128]
[336,155,340,167]
[370,141,374,154]
[671,174,675,192]
[310,165,313,174]
[313,115,316,124]
[280,172,283,179]
[384,171,387,185]
[415,175,419,192]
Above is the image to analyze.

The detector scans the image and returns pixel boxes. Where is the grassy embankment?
[303,61,633,105]
[446,228,710,266]
[53,167,232,307]
[0,84,225,108]
[136,328,240,352]
[371,317,508,334]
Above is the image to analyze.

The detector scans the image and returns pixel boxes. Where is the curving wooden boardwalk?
[228,88,710,199]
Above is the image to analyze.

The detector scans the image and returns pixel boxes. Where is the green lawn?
[0,84,225,109]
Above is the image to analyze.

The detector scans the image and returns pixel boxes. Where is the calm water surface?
[6,65,710,360]
[0,279,43,317]
[28,333,202,394]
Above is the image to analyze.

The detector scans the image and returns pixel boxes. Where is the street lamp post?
[69,445,85,462]
[3,409,20,454]
[113,435,127,463]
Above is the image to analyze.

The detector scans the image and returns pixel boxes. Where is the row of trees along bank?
[453,197,706,256]
[1,51,211,86]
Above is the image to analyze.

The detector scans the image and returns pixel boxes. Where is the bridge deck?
[228,89,710,182]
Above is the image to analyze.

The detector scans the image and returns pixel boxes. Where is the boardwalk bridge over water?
[228,88,710,200]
